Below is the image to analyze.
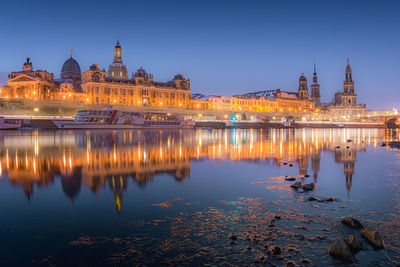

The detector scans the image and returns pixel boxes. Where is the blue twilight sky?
[0,0,399,109]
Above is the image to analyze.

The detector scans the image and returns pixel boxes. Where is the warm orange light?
[33,107,39,112]
[86,98,89,101]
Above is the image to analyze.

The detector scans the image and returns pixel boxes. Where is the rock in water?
[360,229,385,250]
[308,196,318,201]
[229,234,237,241]
[268,245,281,255]
[341,217,363,229]
[345,235,363,254]
[285,177,296,181]
[328,239,355,262]
[290,182,302,190]
[302,183,314,191]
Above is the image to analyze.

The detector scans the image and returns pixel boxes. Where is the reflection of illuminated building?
[0,128,387,208]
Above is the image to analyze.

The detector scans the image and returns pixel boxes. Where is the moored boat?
[53,108,196,129]
[0,117,21,130]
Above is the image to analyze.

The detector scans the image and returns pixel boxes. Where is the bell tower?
[310,63,321,107]
[344,58,354,94]
[341,58,357,106]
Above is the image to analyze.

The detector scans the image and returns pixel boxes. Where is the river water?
[0,128,399,266]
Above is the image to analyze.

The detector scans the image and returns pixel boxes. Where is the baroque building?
[229,73,316,113]
[3,58,57,100]
[81,41,191,107]
[328,59,366,120]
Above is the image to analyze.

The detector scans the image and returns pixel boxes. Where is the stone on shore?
[290,182,302,190]
[308,196,318,201]
[341,217,363,229]
[345,235,363,254]
[328,239,355,262]
[302,183,314,191]
[360,229,385,250]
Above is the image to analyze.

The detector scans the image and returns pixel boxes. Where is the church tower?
[107,41,129,81]
[344,58,354,94]
[310,63,321,107]
[298,73,309,99]
[341,58,357,106]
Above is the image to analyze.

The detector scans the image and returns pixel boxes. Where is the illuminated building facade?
[229,73,316,113]
[328,59,367,120]
[1,50,371,118]
[3,58,57,100]
[81,41,191,107]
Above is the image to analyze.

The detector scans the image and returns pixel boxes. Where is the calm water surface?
[0,128,399,266]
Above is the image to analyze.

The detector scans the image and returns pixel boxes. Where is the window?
[107,97,110,104]
[171,93,175,98]
[114,88,118,95]
[165,92,169,98]
[129,89,133,96]
[142,90,149,96]
[122,89,126,95]
[105,88,110,94]
[182,93,185,99]
[95,97,99,104]
[95,87,99,93]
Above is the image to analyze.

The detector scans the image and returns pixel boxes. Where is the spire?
[313,61,316,75]
[70,48,73,58]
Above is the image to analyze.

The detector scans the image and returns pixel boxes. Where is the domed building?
[60,50,82,93]
[61,50,81,81]
[134,67,148,78]
[107,41,129,81]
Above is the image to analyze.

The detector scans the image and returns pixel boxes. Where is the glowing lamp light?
[33,107,39,112]
[69,93,72,97]
[224,114,228,119]
[86,98,89,101]
[231,115,237,121]
[138,101,141,104]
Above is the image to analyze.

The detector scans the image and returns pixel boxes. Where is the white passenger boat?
[0,117,21,130]
[53,108,196,129]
